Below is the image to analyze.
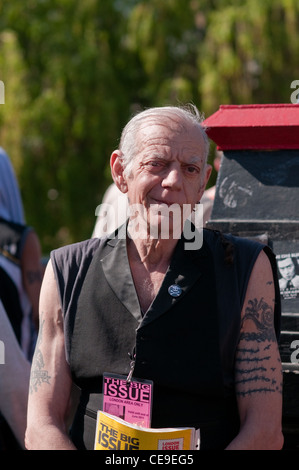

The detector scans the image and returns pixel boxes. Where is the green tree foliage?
[199,0,299,113]
[0,0,143,251]
[0,0,299,252]
[126,0,299,113]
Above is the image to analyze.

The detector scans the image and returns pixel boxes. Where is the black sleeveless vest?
[51,227,280,450]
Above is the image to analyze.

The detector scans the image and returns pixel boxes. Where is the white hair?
[119,104,210,177]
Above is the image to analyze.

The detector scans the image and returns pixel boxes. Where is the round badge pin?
[168,284,182,298]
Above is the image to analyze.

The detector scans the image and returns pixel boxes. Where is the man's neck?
[126,232,177,270]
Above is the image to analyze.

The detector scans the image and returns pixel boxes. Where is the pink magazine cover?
[102,373,153,428]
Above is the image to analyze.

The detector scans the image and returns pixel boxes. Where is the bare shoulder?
[40,259,61,302]
[249,248,274,286]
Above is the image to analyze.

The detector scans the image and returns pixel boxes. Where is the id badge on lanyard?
[102,368,153,428]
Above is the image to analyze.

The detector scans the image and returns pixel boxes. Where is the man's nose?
[161,166,182,190]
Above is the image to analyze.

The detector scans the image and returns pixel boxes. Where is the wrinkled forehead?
[136,114,206,150]
[137,111,194,133]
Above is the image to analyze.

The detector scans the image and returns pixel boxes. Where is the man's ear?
[110,150,128,193]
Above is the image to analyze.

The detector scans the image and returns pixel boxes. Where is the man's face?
[278,258,296,280]
[123,117,211,237]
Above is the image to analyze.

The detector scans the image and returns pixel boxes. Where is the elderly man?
[26,105,283,450]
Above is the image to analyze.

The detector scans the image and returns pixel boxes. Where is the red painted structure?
[203,104,299,150]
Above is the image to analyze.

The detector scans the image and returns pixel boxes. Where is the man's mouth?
[150,198,179,207]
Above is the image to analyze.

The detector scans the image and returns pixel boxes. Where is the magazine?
[94,411,200,450]
[102,373,153,427]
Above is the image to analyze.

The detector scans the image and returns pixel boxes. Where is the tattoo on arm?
[240,297,276,342]
[29,313,51,394]
[235,297,282,398]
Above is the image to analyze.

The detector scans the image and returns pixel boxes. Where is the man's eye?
[147,161,162,167]
[186,166,199,174]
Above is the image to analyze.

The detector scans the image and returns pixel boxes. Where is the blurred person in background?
[199,150,222,225]
[0,147,44,357]
[0,299,30,449]
[0,147,44,448]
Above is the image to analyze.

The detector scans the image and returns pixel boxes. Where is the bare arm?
[226,250,284,450]
[25,260,76,450]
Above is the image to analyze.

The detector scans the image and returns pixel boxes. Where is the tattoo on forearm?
[235,297,282,398]
[29,313,51,394]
